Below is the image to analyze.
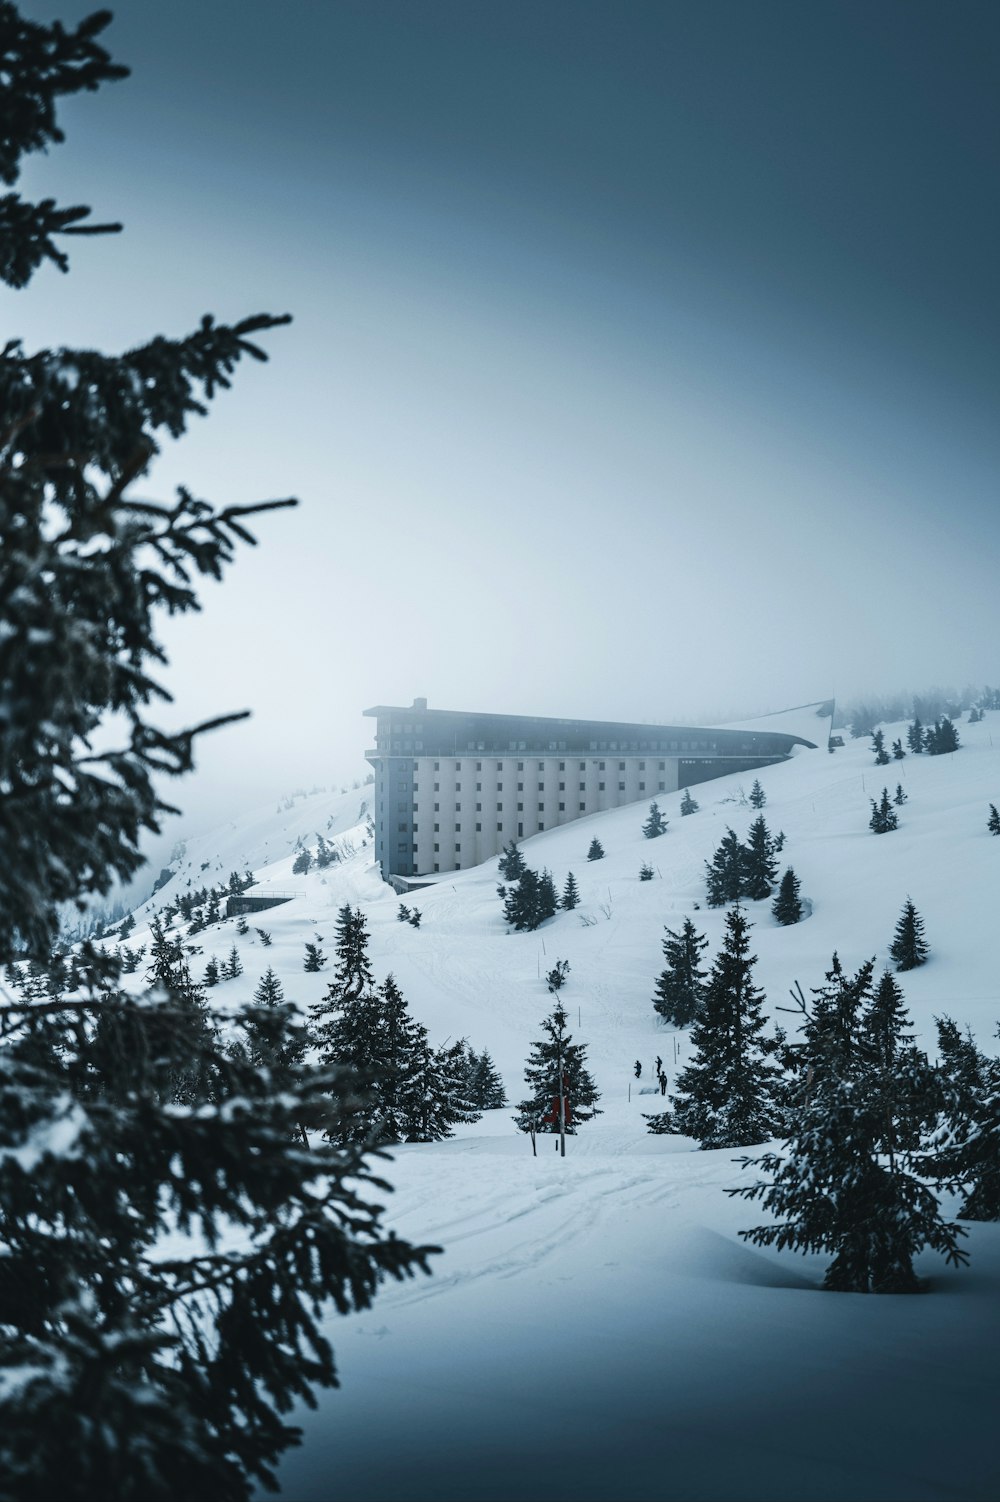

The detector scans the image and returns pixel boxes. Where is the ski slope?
[121,718,1000,1501]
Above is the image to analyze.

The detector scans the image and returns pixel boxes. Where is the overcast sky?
[9,1,1000,844]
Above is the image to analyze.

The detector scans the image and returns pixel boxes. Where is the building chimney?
[412,697,428,711]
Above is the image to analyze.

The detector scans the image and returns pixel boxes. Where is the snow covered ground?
[125,718,1000,1500]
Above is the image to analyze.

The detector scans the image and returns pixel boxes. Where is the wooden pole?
[558,1036,566,1158]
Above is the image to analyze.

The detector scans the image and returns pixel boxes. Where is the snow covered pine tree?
[0,10,434,1496]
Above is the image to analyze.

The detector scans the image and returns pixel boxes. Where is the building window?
[455,761,461,771]
[619,782,625,791]
[579,782,586,791]
[497,822,503,832]
[537,821,544,831]
[455,823,461,833]
[517,761,524,771]
[537,802,544,812]
[455,843,461,853]
[456,782,461,791]
[599,761,605,770]
[517,782,524,791]
[659,781,666,791]
[455,802,461,812]
[455,861,461,869]
[639,782,645,792]
[497,762,503,771]
[619,762,625,771]
[559,761,565,771]
[659,762,666,771]
[476,801,482,811]
[517,802,524,811]
[398,822,408,831]
[476,782,482,791]
[476,821,482,831]
[579,802,586,811]
[537,782,544,792]
[434,822,440,831]
[559,781,566,791]
[538,761,544,771]
[497,802,503,812]
[639,761,645,771]
[476,761,482,771]
[434,782,440,791]
[517,822,524,837]
[413,782,419,792]
[559,801,565,811]
[434,761,439,771]
[434,863,439,871]
[579,762,586,771]
[433,843,440,852]
[434,802,440,812]
[599,781,605,791]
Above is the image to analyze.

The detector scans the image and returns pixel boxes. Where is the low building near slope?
[365,698,831,888]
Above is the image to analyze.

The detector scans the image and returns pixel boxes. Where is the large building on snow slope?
[365,698,829,888]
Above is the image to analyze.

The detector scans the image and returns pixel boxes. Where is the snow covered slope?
[118,718,1000,1502]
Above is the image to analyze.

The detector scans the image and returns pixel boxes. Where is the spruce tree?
[402,1037,481,1142]
[871,729,889,765]
[730,1070,968,1292]
[869,788,898,833]
[498,840,526,881]
[889,898,929,971]
[303,941,326,972]
[470,1048,507,1109]
[587,837,605,861]
[907,717,924,753]
[893,782,907,805]
[929,1017,1000,1221]
[203,956,220,988]
[514,1002,601,1135]
[0,15,432,1489]
[652,917,708,1027]
[892,738,906,760]
[704,828,745,906]
[545,959,570,993]
[561,871,580,909]
[748,779,766,809]
[538,869,558,922]
[680,788,699,815]
[988,803,1000,835]
[668,907,781,1147]
[223,944,243,980]
[771,867,803,926]
[743,815,777,900]
[642,800,667,838]
[292,847,312,875]
[639,862,654,881]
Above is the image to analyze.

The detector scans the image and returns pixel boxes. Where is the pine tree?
[408,907,422,928]
[236,913,249,936]
[514,1002,601,1135]
[561,872,580,910]
[871,729,889,765]
[587,837,605,861]
[771,867,803,926]
[303,941,326,972]
[704,828,745,906]
[680,788,699,816]
[292,847,312,875]
[639,862,654,881]
[749,779,766,808]
[926,716,960,755]
[0,17,432,1489]
[401,1037,481,1143]
[309,905,377,1054]
[642,800,667,838]
[668,907,781,1147]
[907,717,924,753]
[502,867,554,931]
[652,917,708,1026]
[498,840,526,881]
[892,782,907,806]
[743,815,777,900]
[538,869,558,922]
[988,804,1000,836]
[203,956,220,988]
[223,944,243,980]
[892,738,906,760]
[773,830,785,853]
[397,903,412,922]
[889,898,929,971]
[869,788,898,833]
[256,928,272,946]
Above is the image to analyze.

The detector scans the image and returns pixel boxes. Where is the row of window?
[417,759,668,774]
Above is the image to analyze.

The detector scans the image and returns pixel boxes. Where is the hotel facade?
[365,699,823,888]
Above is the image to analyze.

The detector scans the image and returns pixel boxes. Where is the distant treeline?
[837,682,1000,738]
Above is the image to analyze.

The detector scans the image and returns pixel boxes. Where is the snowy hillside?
[114,720,999,1502]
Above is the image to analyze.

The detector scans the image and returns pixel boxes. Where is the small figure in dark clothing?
[634,1059,642,1079]
[655,1055,663,1075]
[658,1072,668,1096]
